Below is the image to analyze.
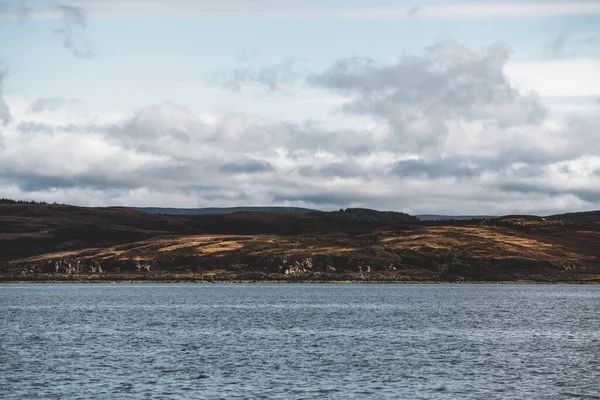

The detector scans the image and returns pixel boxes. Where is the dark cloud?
[311,41,547,150]
[271,192,370,207]
[219,159,274,174]
[0,169,139,192]
[393,158,483,179]
[497,183,600,204]
[391,153,553,180]
[54,4,93,58]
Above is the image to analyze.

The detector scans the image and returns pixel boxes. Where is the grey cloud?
[54,4,93,58]
[219,160,274,174]
[497,183,600,204]
[106,102,379,158]
[297,162,366,179]
[8,95,595,213]
[311,41,547,150]
[17,121,111,134]
[391,151,560,180]
[393,158,483,179]
[0,169,140,192]
[271,192,370,207]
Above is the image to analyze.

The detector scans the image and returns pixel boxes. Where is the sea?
[1,283,599,399]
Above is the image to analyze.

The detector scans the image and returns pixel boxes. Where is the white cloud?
[505,58,600,97]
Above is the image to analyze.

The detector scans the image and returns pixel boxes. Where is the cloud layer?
[1,41,599,214]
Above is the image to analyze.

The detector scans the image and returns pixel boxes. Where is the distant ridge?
[130,206,322,215]
[549,210,600,222]
[417,214,494,221]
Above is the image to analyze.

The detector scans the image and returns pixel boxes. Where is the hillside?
[1,204,599,282]
[549,210,600,223]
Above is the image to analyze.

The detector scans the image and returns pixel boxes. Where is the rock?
[136,263,151,272]
[280,257,314,275]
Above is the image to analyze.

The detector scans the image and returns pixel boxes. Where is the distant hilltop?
[2,198,599,222]
[130,206,322,215]
[129,205,491,222]
[416,215,495,221]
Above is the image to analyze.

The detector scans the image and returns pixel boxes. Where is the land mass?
[1,203,599,283]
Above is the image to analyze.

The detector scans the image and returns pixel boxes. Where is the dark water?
[1,284,599,399]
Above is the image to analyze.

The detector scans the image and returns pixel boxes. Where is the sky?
[0,0,599,215]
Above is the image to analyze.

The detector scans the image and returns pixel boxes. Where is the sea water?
[1,284,599,399]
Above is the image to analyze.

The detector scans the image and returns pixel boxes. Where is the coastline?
[3,275,599,285]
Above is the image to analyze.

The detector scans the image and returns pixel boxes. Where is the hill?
[1,204,599,283]
[549,210,600,223]
[130,206,321,215]
[416,214,494,221]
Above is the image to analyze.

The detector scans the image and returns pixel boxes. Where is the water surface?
[1,284,599,399]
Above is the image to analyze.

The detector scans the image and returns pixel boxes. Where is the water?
[1,284,599,399]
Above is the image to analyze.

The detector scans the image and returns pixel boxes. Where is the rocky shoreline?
[3,272,600,284]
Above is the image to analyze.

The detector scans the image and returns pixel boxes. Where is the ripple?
[1,283,600,399]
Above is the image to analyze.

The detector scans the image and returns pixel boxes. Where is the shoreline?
[2,278,599,285]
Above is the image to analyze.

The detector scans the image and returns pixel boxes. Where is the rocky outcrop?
[39,259,103,274]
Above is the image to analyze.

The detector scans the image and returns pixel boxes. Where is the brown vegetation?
[1,204,599,282]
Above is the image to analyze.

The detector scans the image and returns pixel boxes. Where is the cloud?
[311,41,546,151]
[497,182,600,204]
[393,158,483,179]
[54,4,93,58]
[219,159,274,174]
[0,62,11,125]
[1,40,600,214]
